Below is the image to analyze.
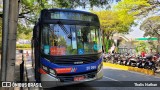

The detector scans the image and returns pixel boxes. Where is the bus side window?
[42,26,50,55]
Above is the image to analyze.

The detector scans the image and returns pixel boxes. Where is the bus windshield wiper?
[58,21,72,39]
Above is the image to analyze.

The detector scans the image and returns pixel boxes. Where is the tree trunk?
[104,34,110,53]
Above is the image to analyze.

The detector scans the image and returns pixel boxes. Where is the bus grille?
[57,70,97,82]
[42,53,102,65]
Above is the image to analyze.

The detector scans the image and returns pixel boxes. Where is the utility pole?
[1,0,9,82]
[6,0,19,83]
[1,0,19,90]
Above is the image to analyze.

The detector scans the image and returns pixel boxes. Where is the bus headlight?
[42,65,48,71]
[49,69,56,76]
[98,63,103,71]
[42,65,56,76]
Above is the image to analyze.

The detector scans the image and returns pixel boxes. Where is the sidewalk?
[14,51,27,90]
[15,50,41,90]
[25,54,42,90]
[15,53,23,82]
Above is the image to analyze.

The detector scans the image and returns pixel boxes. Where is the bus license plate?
[74,76,85,81]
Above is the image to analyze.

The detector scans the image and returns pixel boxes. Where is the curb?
[25,56,42,90]
[103,62,155,75]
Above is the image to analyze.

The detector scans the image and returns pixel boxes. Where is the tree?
[140,16,160,43]
[0,0,110,42]
[17,23,32,40]
[46,0,109,9]
[114,0,150,11]
[93,10,135,52]
[16,0,111,40]
[135,41,149,53]
[93,0,151,52]
[17,0,110,22]
[93,10,134,39]
[114,0,150,16]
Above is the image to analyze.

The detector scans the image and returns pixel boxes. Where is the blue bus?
[32,9,103,87]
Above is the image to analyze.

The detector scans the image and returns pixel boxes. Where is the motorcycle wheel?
[144,62,149,69]
[137,63,142,68]
[152,67,157,72]
[125,61,128,66]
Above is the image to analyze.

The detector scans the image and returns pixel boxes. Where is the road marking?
[103,76,119,81]
[103,67,123,70]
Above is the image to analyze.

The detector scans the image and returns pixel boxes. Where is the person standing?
[141,51,146,57]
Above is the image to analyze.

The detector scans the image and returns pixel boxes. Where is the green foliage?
[58,37,67,47]
[92,0,151,53]
[93,0,150,38]
[17,23,32,40]
[50,0,108,8]
[0,0,153,49]
[135,41,150,53]
[18,0,48,40]
[20,0,52,22]
[105,39,113,53]
[139,42,147,51]
[140,16,160,40]
[19,0,109,23]
[16,44,31,48]
[17,0,108,41]
[93,10,135,38]
[114,0,150,11]
[67,45,77,54]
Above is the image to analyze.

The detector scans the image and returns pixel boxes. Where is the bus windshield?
[41,24,102,56]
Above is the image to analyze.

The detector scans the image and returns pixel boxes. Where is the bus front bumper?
[41,68,103,88]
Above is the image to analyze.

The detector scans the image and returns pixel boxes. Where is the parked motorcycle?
[155,57,160,70]
[103,53,108,62]
[125,54,137,66]
[117,54,126,65]
[136,56,143,68]
[112,53,120,64]
[143,55,157,72]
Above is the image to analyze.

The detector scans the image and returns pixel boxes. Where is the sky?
[129,6,160,38]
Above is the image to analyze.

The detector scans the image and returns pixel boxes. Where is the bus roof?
[38,8,100,26]
[41,8,97,16]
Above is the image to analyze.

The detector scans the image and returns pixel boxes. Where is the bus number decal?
[86,66,96,70]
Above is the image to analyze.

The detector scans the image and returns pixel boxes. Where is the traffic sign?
[135,38,158,41]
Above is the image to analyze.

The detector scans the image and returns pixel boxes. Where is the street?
[44,67,160,90]
[6,52,160,90]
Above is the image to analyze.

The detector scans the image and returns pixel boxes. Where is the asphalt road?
[44,67,160,90]
[1,53,160,90]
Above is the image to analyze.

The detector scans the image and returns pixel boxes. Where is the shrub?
[16,44,31,48]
